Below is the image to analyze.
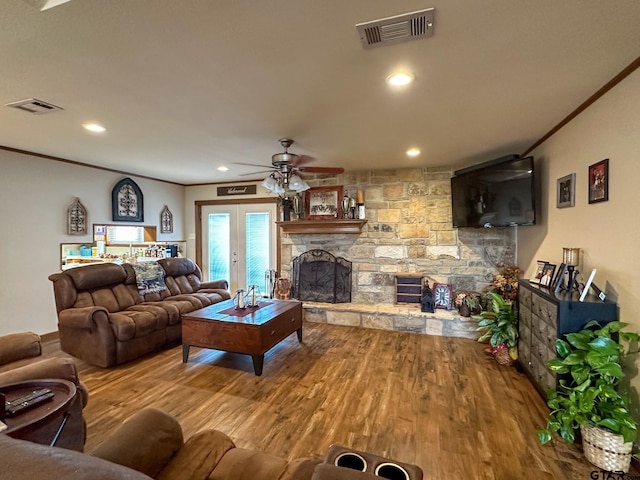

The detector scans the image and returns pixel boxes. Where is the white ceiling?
[2,0,639,185]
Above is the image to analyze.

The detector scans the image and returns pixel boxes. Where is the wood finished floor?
[46,322,611,479]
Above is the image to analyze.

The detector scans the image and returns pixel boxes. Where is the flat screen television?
[451,155,536,228]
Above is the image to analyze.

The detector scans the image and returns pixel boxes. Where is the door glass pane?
[245,212,271,288]
[208,213,230,281]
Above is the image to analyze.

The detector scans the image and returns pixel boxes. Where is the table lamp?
[563,247,581,293]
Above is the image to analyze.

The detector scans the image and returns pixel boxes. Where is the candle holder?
[562,247,581,294]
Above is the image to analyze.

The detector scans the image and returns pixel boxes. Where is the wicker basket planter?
[492,345,516,366]
[581,423,633,473]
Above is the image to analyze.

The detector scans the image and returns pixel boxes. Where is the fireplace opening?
[292,249,352,303]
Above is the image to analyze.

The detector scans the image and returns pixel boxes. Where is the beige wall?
[0,149,185,335]
[518,68,640,421]
[518,68,640,326]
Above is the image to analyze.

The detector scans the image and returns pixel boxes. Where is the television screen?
[451,156,536,228]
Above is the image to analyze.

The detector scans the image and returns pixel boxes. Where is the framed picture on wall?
[557,173,575,208]
[588,159,609,204]
[305,186,343,220]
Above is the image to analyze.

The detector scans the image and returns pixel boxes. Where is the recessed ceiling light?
[386,72,414,86]
[83,123,106,133]
[406,148,421,157]
[217,166,229,172]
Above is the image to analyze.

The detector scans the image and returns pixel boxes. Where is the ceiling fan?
[234,138,345,194]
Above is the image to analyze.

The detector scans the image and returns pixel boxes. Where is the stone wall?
[280,167,516,305]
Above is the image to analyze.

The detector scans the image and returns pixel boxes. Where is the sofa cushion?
[74,284,138,312]
[0,435,151,480]
[109,310,163,341]
[66,263,127,290]
[209,447,288,480]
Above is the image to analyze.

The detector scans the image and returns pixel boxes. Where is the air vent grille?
[5,98,64,114]
[356,8,435,49]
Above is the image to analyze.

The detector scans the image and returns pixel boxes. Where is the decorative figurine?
[421,280,435,313]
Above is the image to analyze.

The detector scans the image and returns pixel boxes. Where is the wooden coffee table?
[181,298,303,376]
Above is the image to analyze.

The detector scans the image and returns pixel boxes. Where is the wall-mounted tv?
[451,155,536,228]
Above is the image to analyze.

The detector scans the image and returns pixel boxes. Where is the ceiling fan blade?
[298,166,345,174]
[239,170,275,176]
[233,161,276,169]
[292,154,316,167]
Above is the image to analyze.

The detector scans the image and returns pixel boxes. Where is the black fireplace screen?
[292,249,352,303]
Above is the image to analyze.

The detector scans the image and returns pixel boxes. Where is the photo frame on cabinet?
[529,260,547,284]
[539,263,556,288]
[579,269,597,302]
[588,159,609,204]
[557,173,575,208]
[551,263,567,292]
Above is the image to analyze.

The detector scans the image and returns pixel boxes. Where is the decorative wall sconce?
[67,197,87,235]
[160,205,173,234]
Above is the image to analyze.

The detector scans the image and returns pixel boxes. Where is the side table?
[1,379,77,449]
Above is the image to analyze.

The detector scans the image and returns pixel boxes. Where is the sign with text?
[217,185,257,196]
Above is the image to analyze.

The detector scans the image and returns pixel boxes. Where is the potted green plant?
[537,321,640,473]
[454,291,481,317]
[475,292,518,365]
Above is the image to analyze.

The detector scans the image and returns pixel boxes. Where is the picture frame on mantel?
[305,186,343,220]
[557,173,575,208]
[588,159,609,204]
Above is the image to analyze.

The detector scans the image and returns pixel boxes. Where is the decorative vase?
[581,423,633,473]
[459,304,471,317]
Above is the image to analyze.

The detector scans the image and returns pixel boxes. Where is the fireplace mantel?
[276,219,367,234]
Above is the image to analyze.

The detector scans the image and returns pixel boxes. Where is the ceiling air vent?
[5,98,64,114]
[356,8,435,49]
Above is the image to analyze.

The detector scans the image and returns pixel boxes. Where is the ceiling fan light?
[295,178,310,192]
[261,175,277,191]
[289,173,303,189]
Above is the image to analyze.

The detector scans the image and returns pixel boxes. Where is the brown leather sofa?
[0,408,423,480]
[48,258,230,368]
[0,332,88,451]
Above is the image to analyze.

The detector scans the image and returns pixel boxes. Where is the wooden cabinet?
[517,280,617,397]
[395,274,424,305]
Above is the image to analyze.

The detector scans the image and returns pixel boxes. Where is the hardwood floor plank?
[43,322,633,477]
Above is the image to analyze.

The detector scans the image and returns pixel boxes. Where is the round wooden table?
[1,378,76,447]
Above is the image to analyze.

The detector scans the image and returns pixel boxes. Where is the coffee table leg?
[297,326,303,342]
[182,344,190,363]
[251,355,264,376]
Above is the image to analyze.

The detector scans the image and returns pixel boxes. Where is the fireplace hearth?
[292,249,352,303]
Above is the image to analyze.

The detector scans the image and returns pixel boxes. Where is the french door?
[200,202,277,292]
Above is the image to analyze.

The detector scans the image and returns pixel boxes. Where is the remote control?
[5,388,55,416]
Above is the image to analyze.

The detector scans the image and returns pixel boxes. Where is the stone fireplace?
[292,249,352,303]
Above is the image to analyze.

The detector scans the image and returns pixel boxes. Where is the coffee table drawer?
[259,308,302,349]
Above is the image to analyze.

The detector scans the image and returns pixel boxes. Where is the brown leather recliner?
[0,332,88,451]
[0,408,423,480]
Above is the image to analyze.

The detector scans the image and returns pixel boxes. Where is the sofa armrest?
[91,408,184,478]
[58,306,110,331]
[0,332,41,366]
[200,279,229,290]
